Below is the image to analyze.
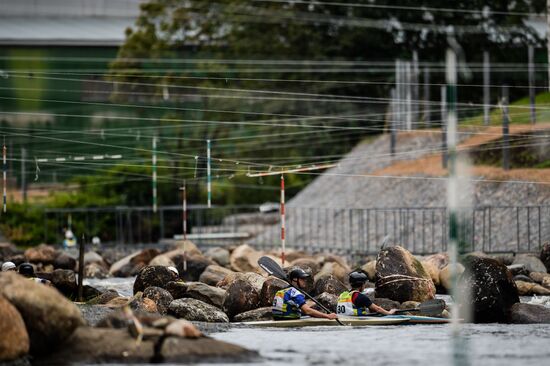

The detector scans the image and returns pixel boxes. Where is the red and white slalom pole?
[280,175,286,266]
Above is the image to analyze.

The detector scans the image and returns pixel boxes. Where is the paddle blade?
[417,299,446,316]
[258,256,289,282]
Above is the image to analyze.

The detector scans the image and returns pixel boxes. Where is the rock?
[512,254,547,274]
[375,246,436,303]
[106,297,130,307]
[361,260,376,281]
[133,266,179,294]
[400,301,420,311]
[233,307,273,322]
[164,319,202,339]
[24,244,58,264]
[217,272,265,292]
[165,281,188,300]
[222,277,262,319]
[160,335,257,363]
[0,243,19,261]
[175,254,214,282]
[543,277,550,289]
[167,240,202,256]
[204,247,230,267]
[169,298,229,323]
[424,253,449,268]
[540,242,550,273]
[0,272,84,355]
[87,290,120,305]
[507,264,529,277]
[0,295,29,361]
[464,251,489,259]
[184,282,226,309]
[323,254,350,270]
[51,269,77,297]
[290,258,320,276]
[513,275,534,283]
[438,263,465,293]
[129,248,160,267]
[53,253,76,270]
[529,271,550,284]
[199,265,235,286]
[421,261,440,286]
[510,303,550,324]
[314,275,347,296]
[129,296,159,313]
[372,297,400,311]
[515,281,550,296]
[149,254,176,268]
[83,251,105,265]
[35,326,156,364]
[143,287,174,315]
[490,253,515,266]
[317,261,349,285]
[283,250,308,263]
[312,292,338,313]
[84,262,110,279]
[457,256,519,323]
[109,250,141,276]
[230,244,262,272]
[259,276,288,307]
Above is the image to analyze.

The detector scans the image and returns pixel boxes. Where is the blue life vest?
[272,287,306,319]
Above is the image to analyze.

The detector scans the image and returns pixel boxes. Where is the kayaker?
[337,271,397,316]
[18,262,51,285]
[272,268,338,320]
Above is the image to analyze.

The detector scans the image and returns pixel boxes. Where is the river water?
[85,278,550,366]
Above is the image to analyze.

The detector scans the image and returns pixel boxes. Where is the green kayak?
[242,317,409,327]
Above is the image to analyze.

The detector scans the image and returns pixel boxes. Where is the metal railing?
[43,205,550,255]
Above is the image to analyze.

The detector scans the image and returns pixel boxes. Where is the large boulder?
[372,297,400,311]
[51,269,77,297]
[184,282,226,309]
[133,266,179,294]
[259,276,288,307]
[83,251,105,266]
[0,272,84,355]
[540,242,550,272]
[0,243,20,261]
[229,244,262,272]
[421,261,441,287]
[512,254,547,274]
[375,246,435,302]
[129,248,160,267]
[24,244,58,264]
[422,253,449,287]
[109,250,142,277]
[204,247,230,267]
[217,272,265,292]
[457,256,519,323]
[529,271,550,285]
[84,262,110,279]
[175,254,214,282]
[165,281,188,300]
[312,292,338,313]
[169,298,229,323]
[317,261,349,285]
[0,294,29,361]
[143,286,174,315]
[167,240,202,256]
[290,258,320,276]
[53,253,77,271]
[515,281,550,296]
[314,275,347,296]
[233,307,272,322]
[199,265,235,286]
[222,277,262,319]
[149,254,176,268]
[361,260,376,281]
[510,303,550,324]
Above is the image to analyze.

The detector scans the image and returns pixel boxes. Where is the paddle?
[258,256,344,326]
[363,298,446,317]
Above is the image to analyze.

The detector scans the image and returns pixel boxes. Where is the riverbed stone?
[24,244,58,264]
[529,271,550,284]
[290,258,320,276]
[512,254,547,274]
[515,280,550,296]
[510,303,550,324]
[199,265,235,286]
[164,319,202,339]
[130,248,160,267]
[421,261,440,286]
[372,297,400,311]
[361,260,377,281]
[314,274,347,296]
[259,276,288,307]
[143,286,173,315]
[51,269,77,297]
[317,261,350,285]
[217,272,265,292]
[169,298,229,323]
[149,254,176,268]
[83,251,105,266]
[0,295,29,361]
[174,254,214,282]
[540,242,550,273]
[53,253,76,271]
[507,264,529,277]
[375,246,436,302]
[109,250,141,277]
[230,244,262,272]
[312,292,338,313]
[184,282,226,309]
[133,266,179,294]
[0,243,19,261]
[204,247,230,267]
[165,281,188,299]
[87,290,120,305]
[233,307,273,322]
[84,262,110,279]
[438,263,465,292]
[0,272,85,355]
[223,277,262,319]
[457,256,519,323]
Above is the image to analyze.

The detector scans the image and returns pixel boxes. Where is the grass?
[460,92,550,127]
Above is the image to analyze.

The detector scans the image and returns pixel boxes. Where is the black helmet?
[289,268,311,281]
[349,271,368,287]
[18,263,35,277]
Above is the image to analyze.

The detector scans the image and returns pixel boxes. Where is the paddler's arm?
[300,304,338,319]
[368,304,397,315]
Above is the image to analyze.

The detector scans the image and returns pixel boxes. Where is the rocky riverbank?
[2,240,550,364]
